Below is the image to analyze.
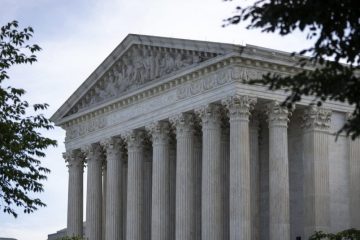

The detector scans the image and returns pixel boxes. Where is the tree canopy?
[225,0,360,138]
[0,21,57,217]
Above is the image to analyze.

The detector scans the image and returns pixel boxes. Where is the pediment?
[51,34,242,124]
[64,44,221,117]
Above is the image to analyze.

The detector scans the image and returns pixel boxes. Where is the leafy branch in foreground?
[309,228,360,240]
[0,21,57,217]
[225,0,360,138]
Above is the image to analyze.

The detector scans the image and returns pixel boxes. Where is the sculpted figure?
[123,55,135,88]
[164,51,175,74]
[174,53,184,69]
[143,49,152,81]
[132,48,145,85]
[192,54,201,64]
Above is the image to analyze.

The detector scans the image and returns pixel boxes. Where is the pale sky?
[0,0,312,239]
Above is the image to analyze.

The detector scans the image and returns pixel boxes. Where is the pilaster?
[302,105,332,238]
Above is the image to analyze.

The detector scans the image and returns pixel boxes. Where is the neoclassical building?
[51,34,360,240]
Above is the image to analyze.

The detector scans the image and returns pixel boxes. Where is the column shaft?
[267,102,291,240]
[170,113,196,240]
[147,122,171,240]
[84,143,103,240]
[349,135,360,228]
[303,106,331,238]
[125,130,145,240]
[196,104,223,240]
[65,150,84,237]
[250,116,260,240]
[102,137,124,240]
[223,95,256,240]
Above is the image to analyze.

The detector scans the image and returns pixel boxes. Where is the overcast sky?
[0,0,312,239]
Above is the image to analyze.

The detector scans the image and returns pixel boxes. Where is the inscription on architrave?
[67,45,218,116]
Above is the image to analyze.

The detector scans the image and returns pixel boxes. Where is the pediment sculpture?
[66,45,218,116]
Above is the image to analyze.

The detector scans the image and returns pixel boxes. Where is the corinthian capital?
[146,121,170,145]
[266,101,294,127]
[195,104,223,126]
[222,94,257,121]
[81,143,104,162]
[63,149,84,168]
[169,112,195,136]
[123,129,146,150]
[100,136,125,158]
[302,105,332,131]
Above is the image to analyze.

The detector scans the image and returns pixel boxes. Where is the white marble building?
[50,34,360,240]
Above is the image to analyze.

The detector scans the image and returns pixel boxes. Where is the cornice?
[56,53,306,128]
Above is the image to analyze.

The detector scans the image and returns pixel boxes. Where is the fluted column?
[170,113,196,240]
[302,106,331,237]
[101,137,125,240]
[220,121,230,240]
[250,114,260,240]
[83,143,104,240]
[266,101,292,240]
[348,113,360,228]
[146,121,171,240]
[64,149,84,237]
[223,95,257,240]
[125,130,146,240]
[195,104,223,240]
[194,124,202,240]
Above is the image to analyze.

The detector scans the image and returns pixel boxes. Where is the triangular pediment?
[51,34,239,123]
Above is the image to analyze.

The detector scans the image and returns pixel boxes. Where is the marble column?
[348,114,360,228]
[302,106,332,238]
[220,121,230,240]
[125,130,146,240]
[101,137,125,240]
[250,113,260,240]
[223,95,257,240]
[147,122,171,240]
[170,113,196,240]
[194,123,202,240]
[102,162,107,240]
[266,101,292,240]
[83,143,104,240]
[195,104,223,240]
[64,149,84,237]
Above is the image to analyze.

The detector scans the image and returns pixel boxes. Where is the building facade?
[51,35,360,240]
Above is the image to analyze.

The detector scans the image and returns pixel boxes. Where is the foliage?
[0,21,57,217]
[225,0,360,138]
[56,236,84,240]
[309,228,360,240]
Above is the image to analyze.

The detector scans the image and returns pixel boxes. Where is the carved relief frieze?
[65,117,107,140]
[66,45,217,116]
